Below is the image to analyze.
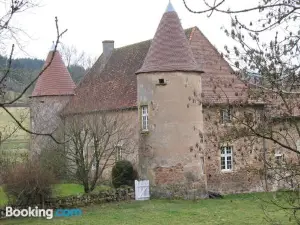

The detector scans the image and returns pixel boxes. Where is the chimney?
[102,40,114,59]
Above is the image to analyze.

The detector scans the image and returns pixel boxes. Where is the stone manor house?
[29,3,287,194]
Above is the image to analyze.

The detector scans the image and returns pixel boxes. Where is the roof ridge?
[114,39,152,51]
[112,27,196,52]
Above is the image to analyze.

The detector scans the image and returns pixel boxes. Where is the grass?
[0,183,112,207]
[52,183,112,197]
[1,193,295,225]
[0,187,8,207]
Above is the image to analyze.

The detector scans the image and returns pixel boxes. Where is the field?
[0,107,30,159]
[1,192,295,225]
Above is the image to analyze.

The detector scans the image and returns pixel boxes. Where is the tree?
[64,111,137,193]
[183,0,300,223]
[0,0,68,144]
[60,43,96,84]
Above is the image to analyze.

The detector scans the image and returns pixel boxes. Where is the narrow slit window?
[115,146,122,161]
[141,105,148,131]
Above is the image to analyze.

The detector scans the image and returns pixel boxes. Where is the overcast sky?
[4,0,259,60]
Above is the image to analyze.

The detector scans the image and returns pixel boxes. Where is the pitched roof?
[62,27,246,115]
[188,27,247,104]
[31,50,76,97]
[136,6,202,74]
[62,40,151,115]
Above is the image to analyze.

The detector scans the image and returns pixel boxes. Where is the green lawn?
[0,183,112,207]
[1,193,295,225]
[0,187,8,207]
[53,183,111,197]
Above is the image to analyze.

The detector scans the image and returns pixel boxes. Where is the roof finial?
[50,41,56,51]
[166,0,175,12]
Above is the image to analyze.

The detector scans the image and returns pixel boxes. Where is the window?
[221,146,233,171]
[141,105,148,131]
[91,159,96,170]
[159,78,165,84]
[297,140,300,152]
[115,146,122,161]
[200,157,205,175]
[221,107,232,123]
[275,152,283,164]
[157,78,167,85]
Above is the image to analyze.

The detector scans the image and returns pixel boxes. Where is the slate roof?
[62,27,246,115]
[31,50,76,97]
[136,6,202,74]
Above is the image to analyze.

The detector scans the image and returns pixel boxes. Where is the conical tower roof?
[136,2,202,74]
[31,46,76,97]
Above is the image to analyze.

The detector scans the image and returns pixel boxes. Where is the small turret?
[30,44,76,154]
[31,44,76,97]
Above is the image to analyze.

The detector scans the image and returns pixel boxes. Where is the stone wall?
[151,183,207,200]
[45,187,134,208]
[30,95,71,154]
[0,187,134,218]
[154,163,186,185]
[203,106,266,194]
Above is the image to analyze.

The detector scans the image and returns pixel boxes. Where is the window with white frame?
[221,107,232,123]
[297,140,300,152]
[221,146,233,171]
[141,105,148,131]
[115,146,122,161]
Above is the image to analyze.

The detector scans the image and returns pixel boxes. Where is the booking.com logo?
[5,206,82,220]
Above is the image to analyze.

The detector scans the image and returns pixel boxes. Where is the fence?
[135,180,150,200]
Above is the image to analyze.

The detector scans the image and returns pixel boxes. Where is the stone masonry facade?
[30,2,299,197]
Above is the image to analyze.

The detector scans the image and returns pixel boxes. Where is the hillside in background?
[0,55,86,103]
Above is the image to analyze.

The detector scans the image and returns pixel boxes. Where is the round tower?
[136,2,206,193]
[30,44,76,155]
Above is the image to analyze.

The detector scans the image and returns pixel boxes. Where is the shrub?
[3,159,56,206]
[111,160,137,188]
[0,150,28,185]
[39,147,68,181]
